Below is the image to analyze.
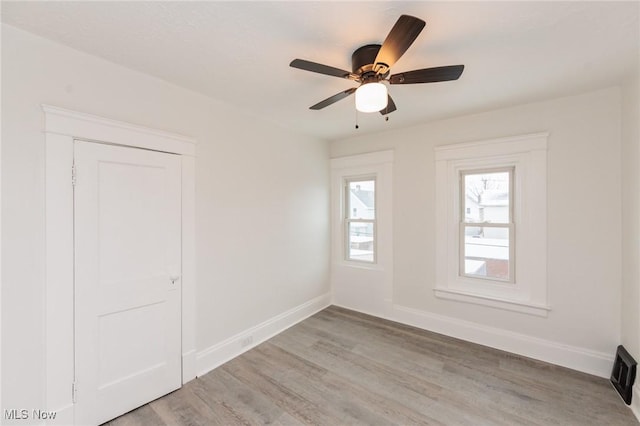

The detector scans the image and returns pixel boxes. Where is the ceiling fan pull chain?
[355,108,359,130]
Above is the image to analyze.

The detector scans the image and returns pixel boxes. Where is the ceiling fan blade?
[310,88,357,110]
[389,65,464,84]
[374,15,426,74]
[290,59,355,80]
[380,95,397,115]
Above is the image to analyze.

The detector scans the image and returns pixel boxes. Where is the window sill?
[433,287,551,317]
[334,260,383,271]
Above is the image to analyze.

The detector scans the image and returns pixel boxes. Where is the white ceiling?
[2,1,639,141]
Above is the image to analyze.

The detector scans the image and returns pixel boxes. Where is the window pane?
[348,222,374,262]
[464,171,510,223]
[464,226,509,280]
[348,180,375,219]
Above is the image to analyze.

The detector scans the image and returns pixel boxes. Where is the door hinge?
[71,163,77,186]
[72,381,78,403]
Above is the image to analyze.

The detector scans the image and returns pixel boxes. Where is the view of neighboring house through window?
[345,177,376,262]
[460,168,514,282]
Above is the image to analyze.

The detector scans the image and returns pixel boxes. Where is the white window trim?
[434,133,550,317]
[331,150,393,272]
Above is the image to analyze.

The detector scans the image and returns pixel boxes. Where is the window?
[434,133,549,317]
[330,150,393,274]
[460,168,514,282]
[345,177,376,262]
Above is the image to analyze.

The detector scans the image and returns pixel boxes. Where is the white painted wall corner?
[196,293,331,377]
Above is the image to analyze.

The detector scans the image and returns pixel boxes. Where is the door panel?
[74,141,182,425]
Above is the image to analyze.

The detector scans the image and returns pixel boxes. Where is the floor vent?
[610,345,637,405]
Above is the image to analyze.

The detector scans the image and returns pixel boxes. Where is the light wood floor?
[107,306,637,425]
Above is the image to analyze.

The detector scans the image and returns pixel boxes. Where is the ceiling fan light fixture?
[290,15,463,116]
[355,82,388,113]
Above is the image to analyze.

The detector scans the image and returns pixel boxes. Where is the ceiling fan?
[290,15,464,115]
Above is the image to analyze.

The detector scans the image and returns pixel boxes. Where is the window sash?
[344,176,376,263]
[459,223,514,283]
[460,167,514,225]
[345,177,376,220]
[345,219,376,263]
[459,167,515,283]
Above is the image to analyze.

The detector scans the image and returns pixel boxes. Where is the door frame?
[43,105,196,425]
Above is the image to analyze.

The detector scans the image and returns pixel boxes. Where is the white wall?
[331,87,623,375]
[1,24,330,416]
[621,73,640,363]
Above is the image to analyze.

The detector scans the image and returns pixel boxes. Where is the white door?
[74,141,182,425]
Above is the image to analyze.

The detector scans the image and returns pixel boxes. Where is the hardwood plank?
[149,386,236,426]
[220,353,335,425]
[194,366,287,424]
[252,342,437,425]
[106,306,638,425]
[106,404,165,426]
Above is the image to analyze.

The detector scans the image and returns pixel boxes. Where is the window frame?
[330,150,393,275]
[459,167,515,283]
[344,176,377,264]
[434,133,549,317]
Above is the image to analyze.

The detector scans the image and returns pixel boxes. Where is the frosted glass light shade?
[355,82,388,113]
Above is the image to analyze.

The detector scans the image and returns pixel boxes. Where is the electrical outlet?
[240,335,253,348]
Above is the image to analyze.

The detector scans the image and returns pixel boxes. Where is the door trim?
[43,105,196,425]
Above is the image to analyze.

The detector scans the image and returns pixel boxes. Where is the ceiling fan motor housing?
[352,44,385,80]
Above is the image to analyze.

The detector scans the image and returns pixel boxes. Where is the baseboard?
[395,305,613,378]
[196,293,331,377]
[44,403,73,425]
[182,349,197,383]
[333,301,613,378]
[332,302,392,324]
